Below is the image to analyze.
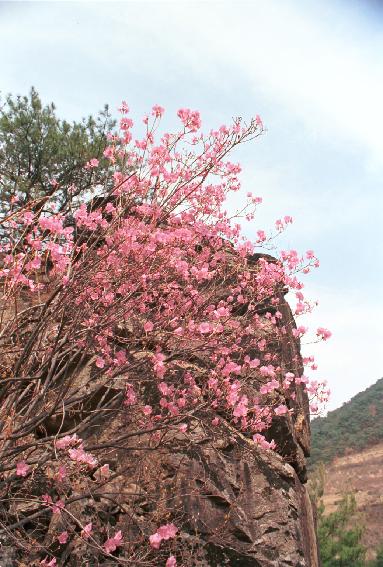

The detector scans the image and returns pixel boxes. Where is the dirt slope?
[322,442,383,560]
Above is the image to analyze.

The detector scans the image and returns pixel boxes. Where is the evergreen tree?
[0,87,115,216]
[318,493,366,567]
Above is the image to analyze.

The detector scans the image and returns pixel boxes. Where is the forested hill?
[310,378,383,467]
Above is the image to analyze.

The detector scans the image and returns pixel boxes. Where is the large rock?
[0,256,319,566]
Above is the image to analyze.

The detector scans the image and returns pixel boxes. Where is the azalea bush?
[0,102,330,565]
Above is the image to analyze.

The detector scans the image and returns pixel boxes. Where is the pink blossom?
[120,117,133,130]
[152,105,165,117]
[85,158,99,169]
[249,358,260,368]
[56,465,66,481]
[256,230,266,242]
[16,460,30,477]
[42,494,53,505]
[104,530,123,553]
[149,523,178,549]
[22,211,34,225]
[177,108,201,132]
[253,434,276,451]
[55,434,79,450]
[157,523,178,540]
[81,522,93,539]
[142,405,153,416]
[144,321,154,332]
[198,322,212,334]
[52,499,65,514]
[316,327,332,341]
[274,404,288,416]
[58,531,68,544]
[149,532,162,549]
[95,357,105,369]
[158,382,171,396]
[166,557,177,567]
[68,447,97,468]
[233,396,248,418]
[292,326,308,338]
[255,114,263,128]
[118,100,129,113]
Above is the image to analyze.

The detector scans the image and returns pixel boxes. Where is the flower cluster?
[0,102,330,565]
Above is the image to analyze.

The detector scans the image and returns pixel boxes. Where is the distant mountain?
[310,377,383,467]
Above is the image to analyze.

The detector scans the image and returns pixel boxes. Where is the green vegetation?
[368,543,383,567]
[0,87,115,214]
[310,378,383,467]
[309,467,371,567]
[317,493,366,567]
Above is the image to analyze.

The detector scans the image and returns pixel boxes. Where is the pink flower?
[141,405,152,417]
[152,105,165,118]
[58,531,68,544]
[68,447,97,468]
[149,532,162,549]
[104,530,123,553]
[179,423,188,433]
[52,499,65,514]
[22,211,34,225]
[293,326,308,338]
[55,434,79,450]
[95,357,105,369]
[255,114,263,128]
[42,494,52,505]
[198,322,212,334]
[157,523,178,540]
[316,327,332,341]
[120,117,133,130]
[166,557,177,567]
[118,101,129,113]
[256,230,266,242]
[85,158,99,169]
[177,108,201,132]
[56,465,66,481]
[274,404,288,416]
[253,434,276,451]
[249,358,260,368]
[81,522,93,539]
[16,460,30,477]
[149,523,178,549]
[158,382,171,396]
[144,321,154,332]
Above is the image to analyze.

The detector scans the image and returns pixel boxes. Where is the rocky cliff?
[0,256,319,566]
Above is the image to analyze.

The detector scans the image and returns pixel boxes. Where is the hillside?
[310,378,383,467]
[320,442,383,561]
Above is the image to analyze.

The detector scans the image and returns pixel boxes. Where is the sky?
[1,0,382,410]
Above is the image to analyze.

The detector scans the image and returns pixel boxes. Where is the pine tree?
[0,87,115,216]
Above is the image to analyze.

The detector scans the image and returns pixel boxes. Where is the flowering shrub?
[0,103,329,564]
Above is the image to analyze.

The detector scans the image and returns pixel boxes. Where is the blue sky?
[1,0,382,410]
